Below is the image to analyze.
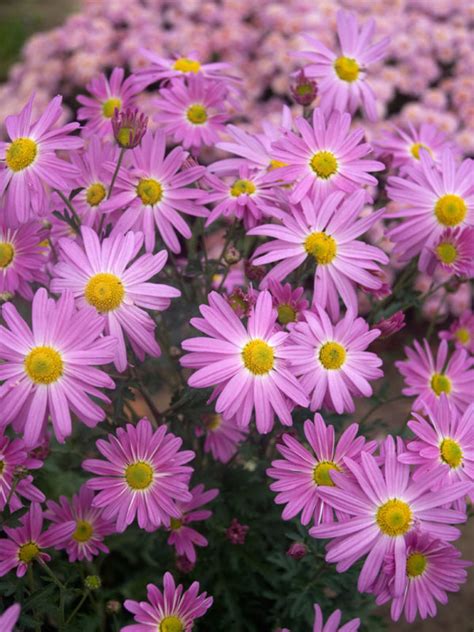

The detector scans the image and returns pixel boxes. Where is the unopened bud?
[291,70,318,107]
[112,108,148,149]
[105,600,121,615]
[224,245,241,265]
[84,575,101,591]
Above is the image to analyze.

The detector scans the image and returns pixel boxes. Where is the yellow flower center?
[435,241,458,265]
[376,499,412,537]
[313,460,341,486]
[242,339,274,375]
[434,194,467,227]
[102,97,122,119]
[230,179,256,197]
[6,137,38,172]
[160,616,184,632]
[268,159,287,170]
[24,346,64,385]
[86,183,107,207]
[136,177,163,206]
[206,414,222,431]
[73,520,94,543]
[125,461,154,490]
[18,541,40,563]
[439,437,463,469]
[304,231,337,264]
[318,341,346,370]
[406,552,427,578]
[170,517,183,530]
[173,57,201,74]
[334,56,360,82]
[455,327,470,345]
[310,151,338,179]
[430,372,452,396]
[116,126,133,147]
[0,242,15,268]
[85,272,125,312]
[277,303,297,325]
[0,460,4,476]
[186,104,208,125]
[410,142,432,160]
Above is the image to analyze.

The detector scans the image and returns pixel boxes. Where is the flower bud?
[84,575,102,591]
[287,542,307,560]
[112,108,148,149]
[290,70,318,107]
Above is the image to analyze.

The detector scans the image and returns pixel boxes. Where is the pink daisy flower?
[100,130,207,253]
[181,291,308,434]
[299,9,390,121]
[77,67,142,138]
[50,226,180,372]
[267,413,376,526]
[199,413,248,464]
[0,95,82,224]
[270,109,384,203]
[312,603,360,632]
[426,226,474,277]
[396,339,474,415]
[387,150,474,265]
[154,75,228,151]
[439,311,474,353]
[0,288,116,446]
[0,604,21,632]
[0,431,45,512]
[82,418,194,533]
[249,191,388,318]
[268,280,309,328]
[122,571,213,632]
[309,436,471,597]
[0,502,74,578]
[167,484,219,563]
[45,484,115,562]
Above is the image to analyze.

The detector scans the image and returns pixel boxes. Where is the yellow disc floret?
[434,194,467,227]
[277,304,297,325]
[334,57,360,82]
[85,272,125,312]
[242,339,274,375]
[24,346,64,385]
[230,179,256,197]
[102,97,122,118]
[73,520,94,543]
[0,242,15,268]
[313,460,341,486]
[440,437,463,469]
[186,104,208,125]
[206,414,222,431]
[136,178,163,206]
[435,241,458,265]
[125,462,154,491]
[6,137,38,172]
[410,142,432,160]
[160,616,184,632]
[173,58,201,74]
[376,499,412,537]
[319,342,346,370]
[406,552,427,578]
[18,541,40,563]
[430,372,452,396]
[310,151,338,179]
[304,231,337,264]
[86,183,107,207]
[170,517,183,531]
[269,159,287,170]
[455,327,470,346]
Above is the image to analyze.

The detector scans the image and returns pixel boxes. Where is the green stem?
[65,591,88,626]
[108,147,126,199]
[38,559,66,590]
[54,189,81,229]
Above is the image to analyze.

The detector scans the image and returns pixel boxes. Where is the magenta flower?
[0,95,82,224]
[312,603,360,632]
[199,413,248,464]
[0,288,115,446]
[439,311,474,353]
[249,191,388,317]
[268,280,309,328]
[112,107,148,149]
[46,484,115,562]
[122,571,213,632]
[270,109,384,203]
[396,339,474,415]
[83,418,194,533]
[309,436,470,597]
[51,226,180,372]
[137,49,233,85]
[267,414,376,526]
[0,604,21,632]
[226,518,249,545]
[375,311,406,339]
[100,130,207,252]
[0,431,45,512]
[299,9,390,121]
[0,503,74,577]
[427,226,474,277]
[181,291,308,434]
[167,484,218,563]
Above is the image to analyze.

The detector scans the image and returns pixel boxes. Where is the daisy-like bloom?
[45,485,115,562]
[270,109,384,203]
[387,150,474,266]
[299,9,390,121]
[100,130,207,253]
[0,288,116,446]
[0,95,82,224]
[373,530,471,623]
[199,413,248,464]
[396,339,474,415]
[167,484,219,563]
[439,311,474,353]
[0,431,45,512]
[309,435,471,597]
[122,571,213,632]
[267,414,376,526]
[180,291,309,434]
[0,604,21,632]
[0,221,48,300]
[154,75,228,151]
[112,107,148,149]
[0,502,74,578]
[250,191,388,318]
[77,67,142,138]
[50,226,180,372]
[83,418,194,533]
[426,226,474,277]
[268,280,309,328]
[312,603,360,632]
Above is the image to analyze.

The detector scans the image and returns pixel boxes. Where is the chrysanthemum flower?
[0,431,45,512]
[46,484,115,562]
[310,436,471,596]
[100,130,207,252]
[387,150,474,265]
[0,503,74,578]
[0,288,116,446]
[181,291,309,434]
[0,95,82,224]
[199,413,248,464]
[0,604,21,632]
[154,75,228,151]
[439,311,474,353]
[426,226,474,277]
[51,226,180,372]
[299,9,390,121]
[167,484,218,563]
[270,109,384,203]
[268,280,309,328]
[312,603,360,632]
[267,414,376,526]
[122,571,213,632]
[77,67,142,138]
[375,311,406,339]
[373,530,471,623]
[249,191,388,317]
[83,418,194,532]
[396,339,474,415]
